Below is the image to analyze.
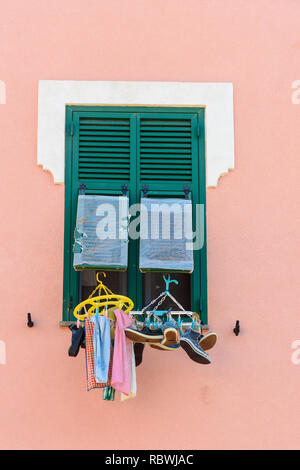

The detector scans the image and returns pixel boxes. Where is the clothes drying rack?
[131,274,201,330]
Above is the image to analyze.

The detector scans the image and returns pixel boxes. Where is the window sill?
[59,320,210,330]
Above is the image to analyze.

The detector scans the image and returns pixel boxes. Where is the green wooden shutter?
[63,107,207,325]
[63,110,138,321]
[135,112,206,320]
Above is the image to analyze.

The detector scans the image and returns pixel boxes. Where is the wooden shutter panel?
[64,111,137,322]
[137,113,198,195]
[135,112,205,321]
[139,117,193,182]
[77,116,131,182]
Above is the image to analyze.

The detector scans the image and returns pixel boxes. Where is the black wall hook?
[233,320,240,336]
[27,313,34,328]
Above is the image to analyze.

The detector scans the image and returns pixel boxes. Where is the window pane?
[80,270,128,301]
[142,272,191,311]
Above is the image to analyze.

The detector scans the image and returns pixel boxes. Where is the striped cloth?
[84,315,112,391]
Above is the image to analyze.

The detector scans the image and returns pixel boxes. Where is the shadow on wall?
[0,81,6,104]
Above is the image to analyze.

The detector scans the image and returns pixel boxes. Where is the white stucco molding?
[37,80,234,187]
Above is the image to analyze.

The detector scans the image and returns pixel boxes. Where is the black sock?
[68,325,85,357]
[134,342,145,367]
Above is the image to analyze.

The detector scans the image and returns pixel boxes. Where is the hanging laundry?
[91,311,111,383]
[121,343,137,401]
[111,309,133,395]
[68,324,85,357]
[130,343,137,395]
[103,386,116,401]
[85,315,113,391]
[133,343,145,367]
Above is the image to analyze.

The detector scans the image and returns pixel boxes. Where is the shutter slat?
[77,172,129,181]
[80,130,130,136]
[80,170,130,175]
[79,142,130,148]
[141,149,191,155]
[141,175,190,181]
[140,132,191,137]
[139,126,190,132]
[141,142,190,148]
[79,162,130,168]
[80,152,129,157]
[79,125,130,131]
[141,169,192,175]
[80,136,130,142]
[141,137,191,143]
[80,157,131,163]
[80,119,129,125]
[140,156,191,162]
[141,163,192,169]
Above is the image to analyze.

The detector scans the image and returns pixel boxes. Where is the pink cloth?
[111,309,133,395]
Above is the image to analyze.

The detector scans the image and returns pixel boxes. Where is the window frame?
[63,105,207,325]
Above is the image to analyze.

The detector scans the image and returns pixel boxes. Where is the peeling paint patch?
[0,341,6,365]
[0,81,6,104]
[73,229,87,254]
[291,80,300,104]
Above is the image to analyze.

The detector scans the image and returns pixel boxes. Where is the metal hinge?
[142,184,149,197]
[68,296,73,314]
[184,185,190,199]
[70,122,74,137]
[79,183,86,195]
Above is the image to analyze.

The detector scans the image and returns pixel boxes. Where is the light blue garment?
[92,312,111,383]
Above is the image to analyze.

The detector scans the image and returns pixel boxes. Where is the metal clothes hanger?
[139,274,193,329]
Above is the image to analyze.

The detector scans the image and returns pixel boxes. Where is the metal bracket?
[142,184,149,197]
[184,185,190,199]
[121,184,128,196]
[68,296,74,315]
[79,184,86,195]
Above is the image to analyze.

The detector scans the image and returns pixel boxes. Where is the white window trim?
[37,80,234,187]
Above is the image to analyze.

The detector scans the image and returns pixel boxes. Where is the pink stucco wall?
[0,0,300,450]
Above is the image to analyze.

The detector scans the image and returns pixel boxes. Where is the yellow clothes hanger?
[73,271,134,321]
[73,296,133,321]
